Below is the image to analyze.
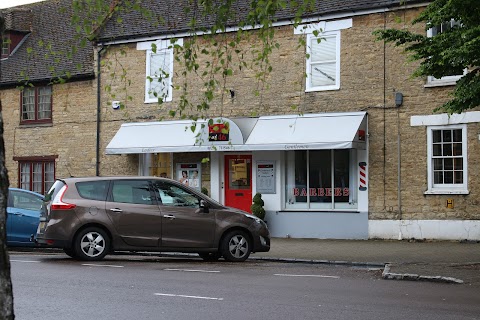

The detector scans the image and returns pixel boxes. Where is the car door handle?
[13,212,24,216]
[110,208,123,213]
[163,214,175,220]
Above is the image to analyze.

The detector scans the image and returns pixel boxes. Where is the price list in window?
[256,161,276,194]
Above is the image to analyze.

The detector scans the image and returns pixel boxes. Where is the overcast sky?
[0,0,45,9]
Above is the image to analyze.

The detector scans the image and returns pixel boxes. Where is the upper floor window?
[21,86,52,124]
[426,19,466,86]
[19,160,55,195]
[145,41,175,103]
[426,125,468,194]
[2,36,10,57]
[306,31,340,92]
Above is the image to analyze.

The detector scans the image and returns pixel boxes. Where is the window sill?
[305,86,340,93]
[279,209,360,213]
[424,189,469,195]
[19,122,53,128]
[144,98,172,104]
[424,81,458,88]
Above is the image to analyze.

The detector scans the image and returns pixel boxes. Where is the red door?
[224,155,252,213]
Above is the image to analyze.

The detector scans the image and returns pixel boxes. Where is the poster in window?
[256,161,275,194]
[176,163,201,190]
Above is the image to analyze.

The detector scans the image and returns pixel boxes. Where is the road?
[9,252,480,320]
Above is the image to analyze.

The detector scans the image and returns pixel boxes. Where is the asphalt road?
[10,253,480,320]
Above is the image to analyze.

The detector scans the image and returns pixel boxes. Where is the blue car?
[7,188,44,247]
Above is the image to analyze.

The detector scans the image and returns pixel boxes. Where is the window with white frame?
[145,42,173,103]
[285,149,357,210]
[306,31,340,92]
[426,125,468,194]
[426,19,466,86]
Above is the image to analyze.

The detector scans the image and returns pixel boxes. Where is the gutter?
[96,46,105,176]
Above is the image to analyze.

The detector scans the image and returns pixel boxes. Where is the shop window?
[19,160,55,194]
[150,153,172,178]
[21,86,52,124]
[306,31,340,92]
[426,19,466,86]
[426,125,468,194]
[285,149,357,210]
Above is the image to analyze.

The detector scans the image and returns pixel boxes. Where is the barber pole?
[359,162,367,191]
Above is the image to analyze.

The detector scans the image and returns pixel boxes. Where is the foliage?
[373,0,480,114]
[251,192,266,220]
[201,186,209,196]
[68,0,317,121]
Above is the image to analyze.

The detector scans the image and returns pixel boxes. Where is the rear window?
[76,181,109,201]
[45,180,66,202]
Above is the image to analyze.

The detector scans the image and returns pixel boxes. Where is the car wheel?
[221,230,251,262]
[74,227,110,261]
[63,247,77,258]
[198,252,221,262]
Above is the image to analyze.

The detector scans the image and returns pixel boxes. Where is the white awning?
[105,118,244,154]
[105,112,367,154]
[241,111,367,151]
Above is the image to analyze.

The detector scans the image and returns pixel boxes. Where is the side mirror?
[199,199,209,213]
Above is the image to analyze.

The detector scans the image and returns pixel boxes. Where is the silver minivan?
[36,176,270,262]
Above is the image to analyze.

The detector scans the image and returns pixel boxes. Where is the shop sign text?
[293,187,350,197]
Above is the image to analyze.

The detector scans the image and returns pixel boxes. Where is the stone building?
[1,0,479,240]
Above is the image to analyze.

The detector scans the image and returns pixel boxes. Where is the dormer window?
[2,35,10,58]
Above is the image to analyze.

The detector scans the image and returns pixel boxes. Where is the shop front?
[106,111,369,239]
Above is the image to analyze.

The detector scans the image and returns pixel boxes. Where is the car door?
[105,179,162,247]
[152,180,216,248]
[7,189,43,246]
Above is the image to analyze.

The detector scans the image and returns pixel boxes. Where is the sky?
[0,0,45,9]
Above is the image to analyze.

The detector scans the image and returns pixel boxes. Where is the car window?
[11,190,42,211]
[111,180,154,205]
[152,182,199,207]
[76,181,109,201]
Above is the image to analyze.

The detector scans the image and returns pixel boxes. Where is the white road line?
[154,293,223,301]
[274,273,340,279]
[82,264,124,268]
[164,268,220,273]
[10,260,40,263]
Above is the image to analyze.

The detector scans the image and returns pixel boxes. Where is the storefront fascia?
[106,111,369,239]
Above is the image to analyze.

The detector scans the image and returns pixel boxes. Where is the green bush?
[251,192,266,221]
[201,187,209,196]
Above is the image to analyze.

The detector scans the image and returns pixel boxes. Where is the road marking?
[154,293,223,300]
[274,273,340,279]
[10,260,40,263]
[82,263,124,268]
[164,268,220,273]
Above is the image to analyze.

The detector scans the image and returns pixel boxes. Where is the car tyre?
[74,227,110,261]
[63,247,77,258]
[198,252,221,262]
[220,230,251,262]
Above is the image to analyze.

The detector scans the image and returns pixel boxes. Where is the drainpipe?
[96,45,105,176]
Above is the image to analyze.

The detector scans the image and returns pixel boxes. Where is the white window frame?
[305,31,340,92]
[425,124,468,195]
[145,44,173,103]
[284,149,358,211]
[425,19,467,87]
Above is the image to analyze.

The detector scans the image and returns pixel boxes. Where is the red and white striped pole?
[359,162,367,191]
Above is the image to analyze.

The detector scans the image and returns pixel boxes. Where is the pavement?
[251,238,480,286]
